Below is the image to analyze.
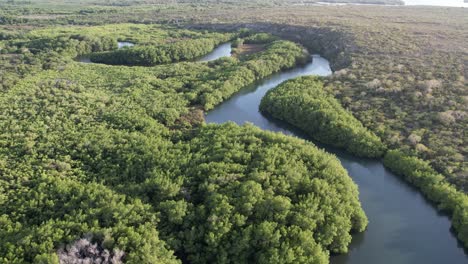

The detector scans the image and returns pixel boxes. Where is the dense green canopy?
[384,150,468,248]
[89,37,231,66]
[1,2,467,262]
[260,76,386,158]
[0,24,366,263]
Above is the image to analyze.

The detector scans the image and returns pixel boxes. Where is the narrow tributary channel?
[204,54,468,264]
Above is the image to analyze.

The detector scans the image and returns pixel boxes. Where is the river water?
[203,45,468,263]
[197,42,232,62]
[404,0,468,7]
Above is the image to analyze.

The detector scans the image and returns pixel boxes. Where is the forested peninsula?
[0,23,366,263]
[260,76,385,158]
[260,75,468,248]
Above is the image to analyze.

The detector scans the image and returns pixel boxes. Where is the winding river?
[76,41,466,263]
[203,45,468,263]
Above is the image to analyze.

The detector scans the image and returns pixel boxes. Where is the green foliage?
[170,123,367,263]
[25,24,230,47]
[17,34,117,57]
[173,6,467,191]
[90,37,230,66]
[0,169,179,264]
[0,23,365,262]
[384,150,468,248]
[0,15,24,25]
[199,40,309,109]
[243,33,279,44]
[260,76,386,158]
[232,37,244,47]
[3,0,464,259]
[0,3,466,264]
[0,24,236,91]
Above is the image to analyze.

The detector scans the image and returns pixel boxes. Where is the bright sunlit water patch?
[404,0,467,7]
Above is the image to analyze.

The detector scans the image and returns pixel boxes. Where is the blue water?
[205,55,468,264]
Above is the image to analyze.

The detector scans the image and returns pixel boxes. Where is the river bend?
[203,50,467,264]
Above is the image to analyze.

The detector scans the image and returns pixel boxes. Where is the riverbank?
[186,6,467,193]
[260,76,385,158]
[205,54,468,263]
[257,73,468,251]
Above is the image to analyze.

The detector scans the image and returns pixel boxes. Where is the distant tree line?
[15,34,118,57]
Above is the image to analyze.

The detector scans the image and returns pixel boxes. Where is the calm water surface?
[404,0,467,7]
[205,55,468,264]
[197,42,232,62]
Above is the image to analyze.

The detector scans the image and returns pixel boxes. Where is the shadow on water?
[205,55,468,264]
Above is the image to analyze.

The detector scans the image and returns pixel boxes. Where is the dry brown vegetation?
[232,43,265,57]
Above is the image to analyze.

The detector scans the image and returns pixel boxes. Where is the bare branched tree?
[57,235,125,264]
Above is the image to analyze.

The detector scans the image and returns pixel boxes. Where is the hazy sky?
[404,0,467,7]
